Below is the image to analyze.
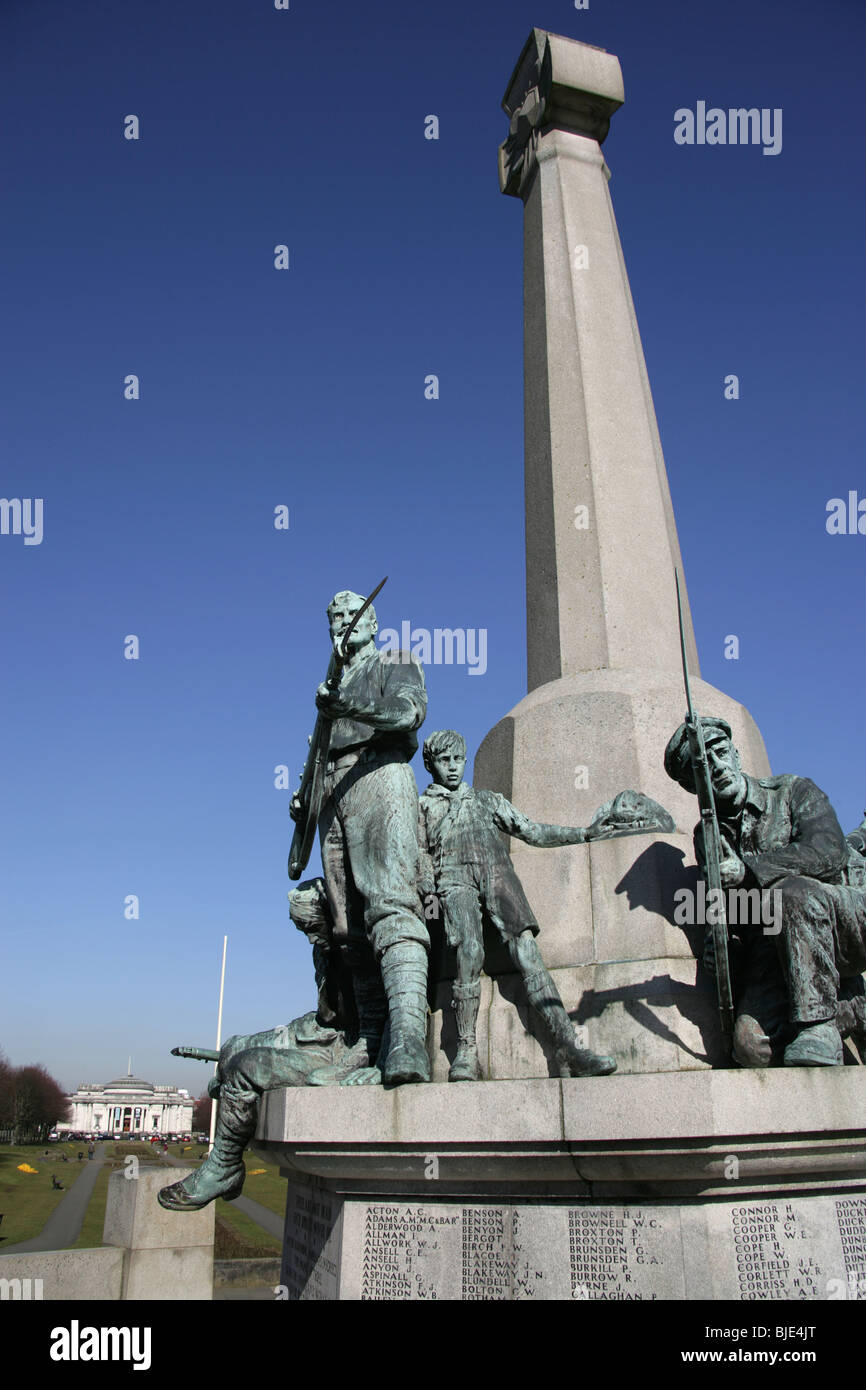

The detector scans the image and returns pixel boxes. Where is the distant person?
[87,1145,95,1159]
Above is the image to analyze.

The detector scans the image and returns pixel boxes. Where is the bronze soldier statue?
[665,717,866,1067]
[291,589,431,1086]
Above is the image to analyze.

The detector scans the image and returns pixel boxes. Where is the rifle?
[170,1045,220,1063]
[288,577,388,880]
[675,570,734,1044]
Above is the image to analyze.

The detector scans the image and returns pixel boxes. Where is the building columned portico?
[61,1072,193,1136]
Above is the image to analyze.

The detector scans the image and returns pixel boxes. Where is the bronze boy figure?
[418,730,617,1082]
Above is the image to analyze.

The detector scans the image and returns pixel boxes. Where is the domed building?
[61,1065,193,1137]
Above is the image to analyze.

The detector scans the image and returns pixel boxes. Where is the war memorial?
[163,31,866,1302]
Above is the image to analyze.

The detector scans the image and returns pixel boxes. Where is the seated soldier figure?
[664,716,866,1067]
[158,877,385,1211]
[847,812,866,859]
[418,729,617,1082]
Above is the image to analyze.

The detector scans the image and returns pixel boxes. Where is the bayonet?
[675,570,734,1044]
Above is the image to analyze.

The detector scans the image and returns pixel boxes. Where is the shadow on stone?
[573,974,720,1067]
[615,840,702,942]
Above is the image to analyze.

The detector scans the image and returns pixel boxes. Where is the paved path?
[1,1145,108,1254]
[229,1192,282,1240]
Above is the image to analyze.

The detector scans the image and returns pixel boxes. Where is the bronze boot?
[380,940,431,1085]
[449,980,482,1082]
[157,1087,255,1211]
[783,1020,843,1066]
[523,968,616,1077]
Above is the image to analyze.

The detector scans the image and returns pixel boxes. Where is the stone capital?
[499,29,624,198]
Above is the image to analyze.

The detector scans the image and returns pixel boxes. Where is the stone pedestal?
[103,1167,214,1301]
[257,1072,866,1301]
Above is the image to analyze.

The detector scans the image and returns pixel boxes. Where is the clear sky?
[2,0,864,1095]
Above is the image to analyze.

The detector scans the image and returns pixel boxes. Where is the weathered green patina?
[665,719,866,1067]
[417,730,672,1082]
[291,589,430,1087]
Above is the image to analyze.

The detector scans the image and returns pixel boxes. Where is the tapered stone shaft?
[500,29,697,690]
[457,31,771,1080]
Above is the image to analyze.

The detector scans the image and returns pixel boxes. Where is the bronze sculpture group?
[159,582,866,1212]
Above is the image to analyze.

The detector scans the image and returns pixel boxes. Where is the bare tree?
[10,1062,70,1143]
[192,1091,212,1134]
[0,1048,15,1134]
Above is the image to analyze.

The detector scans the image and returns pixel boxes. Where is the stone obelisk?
[460,30,770,1078]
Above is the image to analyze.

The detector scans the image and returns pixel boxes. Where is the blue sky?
[1,0,864,1094]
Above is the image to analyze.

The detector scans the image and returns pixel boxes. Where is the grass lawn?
[1,1139,286,1254]
[240,1147,287,1218]
[71,1166,113,1249]
[215,1205,282,1258]
[143,1143,287,1216]
[0,1142,94,1248]
[71,1146,283,1258]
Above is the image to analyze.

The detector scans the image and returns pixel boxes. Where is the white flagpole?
[208,935,228,1153]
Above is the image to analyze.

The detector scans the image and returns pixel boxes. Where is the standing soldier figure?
[291,590,431,1086]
